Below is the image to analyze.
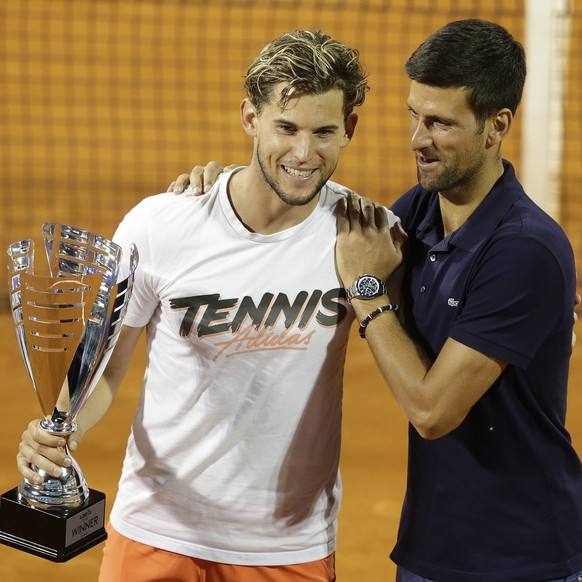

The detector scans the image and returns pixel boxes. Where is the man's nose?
[291,134,316,161]
[410,120,432,150]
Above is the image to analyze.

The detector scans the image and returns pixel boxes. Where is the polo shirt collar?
[416,159,524,252]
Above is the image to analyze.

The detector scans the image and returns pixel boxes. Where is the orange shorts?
[99,524,336,582]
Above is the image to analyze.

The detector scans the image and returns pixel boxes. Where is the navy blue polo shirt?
[389,161,582,581]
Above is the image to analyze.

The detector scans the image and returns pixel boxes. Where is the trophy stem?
[40,415,77,435]
[18,423,90,511]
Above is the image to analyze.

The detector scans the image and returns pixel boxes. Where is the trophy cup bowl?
[0,223,138,561]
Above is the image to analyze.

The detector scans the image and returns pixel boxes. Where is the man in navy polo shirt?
[336,19,582,582]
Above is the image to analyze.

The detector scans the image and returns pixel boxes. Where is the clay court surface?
[0,313,581,581]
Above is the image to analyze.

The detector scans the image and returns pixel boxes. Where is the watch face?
[357,276,381,297]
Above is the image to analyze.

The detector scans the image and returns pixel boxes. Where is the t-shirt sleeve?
[113,199,163,328]
[449,236,569,368]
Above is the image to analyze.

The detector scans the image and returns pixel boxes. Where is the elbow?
[413,423,449,441]
[410,410,464,441]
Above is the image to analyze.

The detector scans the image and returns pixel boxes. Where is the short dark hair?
[244,29,369,120]
[405,19,526,127]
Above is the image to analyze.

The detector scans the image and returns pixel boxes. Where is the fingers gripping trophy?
[0,223,138,562]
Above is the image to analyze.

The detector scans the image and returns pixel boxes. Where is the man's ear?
[341,112,358,147]
[240,98,258,137]
[486,108,512,148]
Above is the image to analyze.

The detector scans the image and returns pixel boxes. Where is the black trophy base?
[0,487,107,562]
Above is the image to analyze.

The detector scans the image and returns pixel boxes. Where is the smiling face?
[407,81,490,198]
[242,83,357,207]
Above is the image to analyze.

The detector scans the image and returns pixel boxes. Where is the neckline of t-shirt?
[218,168,329,243]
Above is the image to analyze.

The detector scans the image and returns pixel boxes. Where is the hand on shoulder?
[167,161,239,195]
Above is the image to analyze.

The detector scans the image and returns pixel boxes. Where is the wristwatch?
[345,274,387,303]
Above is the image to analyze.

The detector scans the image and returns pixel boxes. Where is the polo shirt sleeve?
[449,236,570,369]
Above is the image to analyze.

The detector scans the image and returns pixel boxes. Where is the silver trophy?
[0,223,138,561]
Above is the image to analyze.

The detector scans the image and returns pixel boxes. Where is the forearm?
[75,324,143,435]
[352,296,439,435]
[74,375,118,435]
[353,295,505,439]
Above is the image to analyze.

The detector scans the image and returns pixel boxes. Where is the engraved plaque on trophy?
[0,223,138,561]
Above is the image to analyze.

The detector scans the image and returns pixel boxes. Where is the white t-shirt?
[109,170,398,565]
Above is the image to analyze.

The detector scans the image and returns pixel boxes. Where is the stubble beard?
[256,147,334,207]
[416,143,486,194]
[417,165,463,193]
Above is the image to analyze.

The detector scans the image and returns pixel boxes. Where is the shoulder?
[323,180,400,227]
[123,192,174,219]
[113,190,207,264]
[497,195,574,269]
[491,160,572,256]
[113,194,171,248]
[390,185,434,229]
[120,178,226,230]
[513,195,570,241]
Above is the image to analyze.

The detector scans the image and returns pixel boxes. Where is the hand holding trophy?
[0,223,138,562]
